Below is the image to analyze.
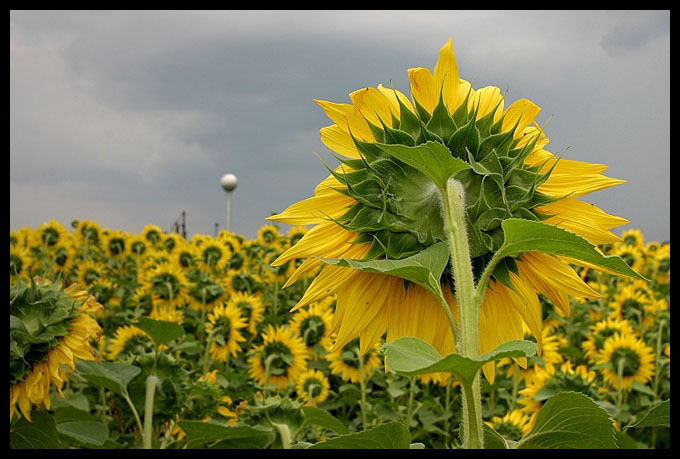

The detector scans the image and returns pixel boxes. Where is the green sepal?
[426,91,457,143]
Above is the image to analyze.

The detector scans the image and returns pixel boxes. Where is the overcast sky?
[10,10,670,244]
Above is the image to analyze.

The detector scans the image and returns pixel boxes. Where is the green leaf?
[134,317,185,347]
[627,399,669,429]
[302,406,350,435]
[308,422,410,449]
[383,336,536,385]
[614,432,639,449]
[178,420,276,448]
[75,360,141,395]
[374,141,471,191]
[514,392,617,449]
[10,410,60,449]
[56,421,109,447]
[498,219,645,280]
[483,424,509,449]
[53,406,95,423]
[319,241,450,301]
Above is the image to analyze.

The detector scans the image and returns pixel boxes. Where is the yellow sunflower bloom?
[106,325,152,360]
[10,278,102,422]
[485,409,532,441]
[10,245,32,283]
[289,299,335,359]
[597,332,655,391]
[326,338,382,384]
[141,261,190,308]
[581,316,636,363]
[205,302,248,362]
[267,38,630,385]
[247,325,308,390]
[295,369,331,406]
[227,291,265,335]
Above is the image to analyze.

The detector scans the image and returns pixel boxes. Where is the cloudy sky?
[10,10,670,244]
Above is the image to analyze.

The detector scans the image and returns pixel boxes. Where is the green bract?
[10,278,85,385]
[327,92,559,288]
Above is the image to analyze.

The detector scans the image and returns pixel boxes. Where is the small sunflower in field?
[10,227,32,248]
[162,232,185,254]
[75,259,107,289]
[128,234,150,259]
[608,284,653,324]
[102,229,132,260]
[227,291,265,335]
[148,303,185,324]
[195,238,232,273]
[653,243,670,284]
[257,224,284,248]
[295,369,330,406]
[289,300,335,359]
[187,275,227,313]
[485,409,532,442]
[223,270,261,296]
[72,219,103,248]
[106,325,153,360]
[619,228,645,249]
[141,224,164,248]
[172,243,197,271]
[581,317,636,363]
[597,332,655,391]
[10,278,102,421]
[326,338,382,384]
[51,242,76,277]
[30,220,70,252]
[205,302,248,362]
[10,245,31,283]
[142,261,190,308]
[248,325,308,390]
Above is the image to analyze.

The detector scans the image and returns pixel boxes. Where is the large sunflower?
[268,38,630,381]
[10,278,102,422]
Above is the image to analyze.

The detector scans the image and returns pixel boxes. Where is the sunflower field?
[9,220,670,449]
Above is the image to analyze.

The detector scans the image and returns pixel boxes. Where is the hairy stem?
[441,178,484,449]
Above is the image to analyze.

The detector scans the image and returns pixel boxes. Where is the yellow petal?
[472,86,504,122]
[320,125,362,159]
[433,37,461,113]
[408,67,437,114]
[272,222,356,266]
[314,99,374,141]
[349,86,398,128]
[536,198,628,245]
[501,99,541,138]
[267,190,355,226]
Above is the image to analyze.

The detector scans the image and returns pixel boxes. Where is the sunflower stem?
[143,374,159,449]
[357,348,368,432]
[441,178,484,449]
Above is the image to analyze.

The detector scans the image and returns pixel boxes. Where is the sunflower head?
[206,302,248,362]
[247,325,308,390]
[228,291,265,335]
[486,409,532,442]
[142,224,164,247]
[10,278,102,421]
[295,369,330,407]
[597,332,655,391]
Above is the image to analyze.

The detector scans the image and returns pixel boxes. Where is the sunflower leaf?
[626,399,670,429]
[56,421,109,447]
[75,361,141,396]
[178,421,276,448]
[383,336,536,386]
[308,421,410,449]
[374,141,471,192]
[497,218,646,280]
[302,406,350,435]
[10,410,60,449]
[318,241,449,301]
[134,317,185,348]
[514,391,617,449]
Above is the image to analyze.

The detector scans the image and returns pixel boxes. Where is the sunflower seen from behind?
[205,301,248,363]
[247,325,308,390]
[267,37,634,385]
[10,278,102,421]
